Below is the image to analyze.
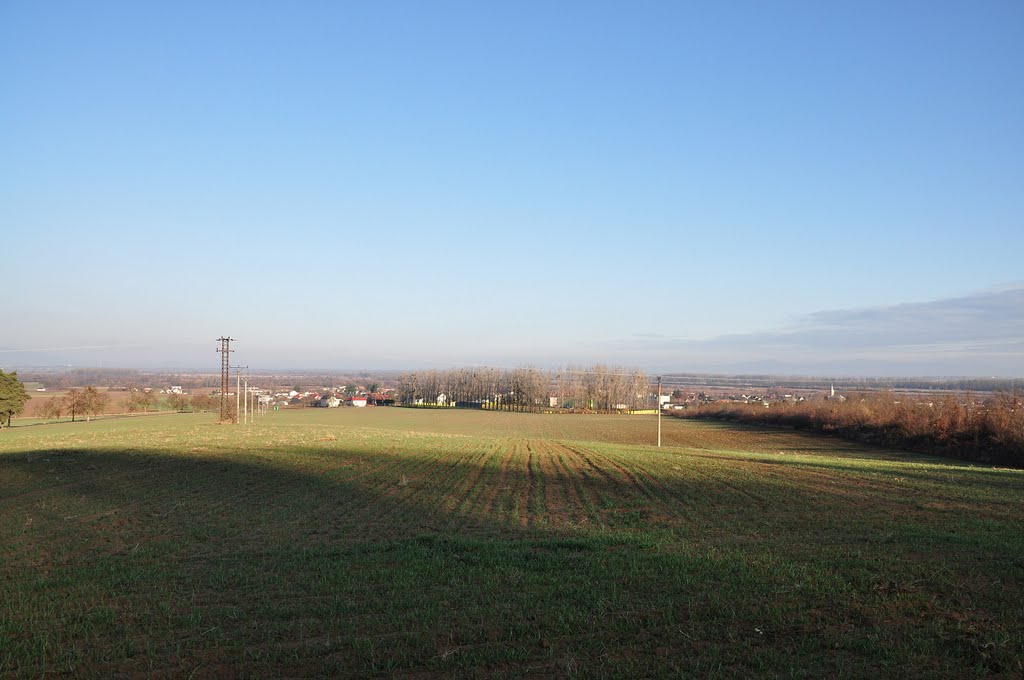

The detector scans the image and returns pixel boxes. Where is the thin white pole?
[657,376,662,447]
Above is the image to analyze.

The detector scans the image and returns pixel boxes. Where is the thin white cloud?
[0,344,152,353]
[621,284,1024,375]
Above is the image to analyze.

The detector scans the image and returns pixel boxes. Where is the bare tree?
[167,393,190,412]
[190,393,217,412]
[40,397,65,422]
[126,389,158,413]
[64,389,83,422]
[61,387,107,422]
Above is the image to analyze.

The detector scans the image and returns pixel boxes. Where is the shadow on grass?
[1,443,1022,678]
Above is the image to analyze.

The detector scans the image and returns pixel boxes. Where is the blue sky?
[2,1,1022,375]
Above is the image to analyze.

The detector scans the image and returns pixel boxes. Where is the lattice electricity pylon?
[216,337,235,422]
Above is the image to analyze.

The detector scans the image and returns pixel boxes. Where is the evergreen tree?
[0,370,31,428]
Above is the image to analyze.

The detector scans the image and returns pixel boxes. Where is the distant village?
[158,383,848,412]
[212,383,848,413]
[281,387,397,409]
[665,384,846,410]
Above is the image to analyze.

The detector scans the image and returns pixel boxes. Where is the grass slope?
[1,409,1022,678]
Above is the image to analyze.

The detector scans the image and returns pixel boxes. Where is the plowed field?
[1,408,1022,677]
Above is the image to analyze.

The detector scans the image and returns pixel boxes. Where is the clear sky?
[2,1,1022,375]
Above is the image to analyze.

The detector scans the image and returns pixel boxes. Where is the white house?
[349,396,368,407]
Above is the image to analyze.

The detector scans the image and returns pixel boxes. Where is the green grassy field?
[1,408,1022,678]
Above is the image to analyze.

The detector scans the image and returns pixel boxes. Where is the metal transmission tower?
[216,337,235,422]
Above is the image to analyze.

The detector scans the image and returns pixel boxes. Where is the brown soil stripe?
[561,442,644,507]
[570,444,662,502]
[532,440,573,526]
[354,442,480,534]
[330,443,470,524]
[415,443,500,528]
[500,440,527,527]
[476,438,516,529]
[548,441,603,524]
[522,441,538,528]
[448,441,506,530]
[674,456,772,509]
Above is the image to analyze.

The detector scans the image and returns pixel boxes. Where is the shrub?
[673,392,1024,467]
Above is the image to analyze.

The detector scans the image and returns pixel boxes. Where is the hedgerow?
[671,392,1024,467]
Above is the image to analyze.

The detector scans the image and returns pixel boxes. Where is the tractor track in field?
[531,440,577,526]
[479,438,517,526]
[448,441,507,531]
[550,441,603,525]
[591,451,703,527]
[679,457,773,510]
[561,442,662,508]
[534,439,650,528]
[747,459,1008,519]
[679,449,956,510]
[523,441,540,527]
[568,444,664,501]
[349,441,479,535]
[502,440,529,527]
[393,440,494,529]
[560,444,705,528]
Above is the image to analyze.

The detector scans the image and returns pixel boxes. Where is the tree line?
[396,365,652,413]
[37,387,110,422]
[673,391,1024,467]
[36,389,221,421]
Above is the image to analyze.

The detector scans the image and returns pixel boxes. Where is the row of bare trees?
[36,388,222,422]
[38,387,110,422]
[396,365,651,413]
[128,391,219,414]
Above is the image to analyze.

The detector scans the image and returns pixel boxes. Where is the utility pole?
[657,376,663,448]
[216,337,235,423]
[231,365,247,425]
[243,377,249,425]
